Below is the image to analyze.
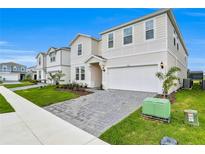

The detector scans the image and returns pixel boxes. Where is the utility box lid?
[144,97,170,104]
[184,109,199,126]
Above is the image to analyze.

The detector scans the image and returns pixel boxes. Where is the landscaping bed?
[100,83,205,144]
[3,81,34,88]
[15,86,79,107]
[56,83,93,96]
[0,94,15,114]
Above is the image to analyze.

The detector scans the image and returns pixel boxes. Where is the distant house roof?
[35,52,46,58]
[69,33,99,46]
[100,8,188,56]
[36,47,71,59]
[0,62,26,67]
[189,71,204,80]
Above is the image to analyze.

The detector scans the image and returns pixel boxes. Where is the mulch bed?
[155,92,176,104]
[56,88,93,96]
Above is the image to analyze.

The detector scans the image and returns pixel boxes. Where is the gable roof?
[85,55,107,63]
[35,52,46,59]
[100,8,188,55]
[69,33,99,46]
[0,62,26,67]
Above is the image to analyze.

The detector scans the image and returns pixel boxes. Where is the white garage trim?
[107,64,159,93]
[107,63,158,69]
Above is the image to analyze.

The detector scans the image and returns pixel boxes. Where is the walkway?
[45,89,156,137]
[0,86,108,145]
[9,83,46,91]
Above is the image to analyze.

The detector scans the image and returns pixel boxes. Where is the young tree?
[48,71,65,85]
[156,66,181,98]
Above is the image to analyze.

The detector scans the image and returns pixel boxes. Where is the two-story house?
[26,65,37,80]
[0,62,27,81]
[36,47,71,84]
[70,9,188,94]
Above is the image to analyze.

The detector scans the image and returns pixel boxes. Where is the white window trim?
[144,18,156,42]
[80,66,85,80]
[107,32,114,49]
[77,44,82,56]
[122,26,134,46]
[13,66,17,71]
[50,52,56,62]
[75,67,80,80]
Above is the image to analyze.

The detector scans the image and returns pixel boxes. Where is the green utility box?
[184,109,199,126]
[142,97,171,122]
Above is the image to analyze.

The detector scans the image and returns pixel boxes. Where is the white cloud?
[0,41,8,46]
[0,48,37,67]
[185,12,205,17]
[189,58,205,71]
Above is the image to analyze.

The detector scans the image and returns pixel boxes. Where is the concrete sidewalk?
[0,86,108,145]
[9,83,46,91]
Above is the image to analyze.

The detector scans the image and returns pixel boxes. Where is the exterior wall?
[166,15,188,92]
[0,64,26,73]
[99,13,168,93]
[101,14,167,59]
[102,51,167,93]
[36,53,47,81]
[46,66,70,84]
[70,36,99,86]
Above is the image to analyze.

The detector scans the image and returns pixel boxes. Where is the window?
[50,52,56,62]
[81,66,85,80]
[145,20,154,40]
[21,67,25,72]
[75,67,79,80]
[13,66,17,71]
[177,43,179,51]
[108,33,114,48]
[78,44,82,55]
[174,37,176,46]
[123,27,132,45]
[3,65,7,72]
[39,71,41,79]
[39,57,41,65]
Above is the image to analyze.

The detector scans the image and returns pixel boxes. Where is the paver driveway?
[44,89,156,137]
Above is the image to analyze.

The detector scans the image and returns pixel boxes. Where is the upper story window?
[50,52,56,62]
[177,43,179,51]
[13,66,17,71]
[38,57,41,65]
[123,27,133,45]
[184,56,187,64]
[21,67,25,72]
[78,44,82,55]
[108,33,114,48]
[2,65,7,72]
[75,67,79,80]
[81,66,85,80]
[145,20,154,40]
[174,37,176,46]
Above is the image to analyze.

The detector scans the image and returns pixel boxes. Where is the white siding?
[101,14,167,59]
[166,15,188,92]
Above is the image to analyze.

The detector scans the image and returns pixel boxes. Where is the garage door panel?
[107,65,158,92]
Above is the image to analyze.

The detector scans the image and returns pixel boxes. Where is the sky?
[0,8,205,71]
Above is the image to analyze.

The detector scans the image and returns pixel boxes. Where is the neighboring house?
[26,65,37,80]
[36,52,47,82]
[0,62,27,82]
[69,8,188,94]
[36,47,71,84]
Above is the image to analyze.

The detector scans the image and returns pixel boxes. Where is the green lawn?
[15,86,79,107]
[100,83,205,145]
[0,94,15,114]
[3,81,34,88]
